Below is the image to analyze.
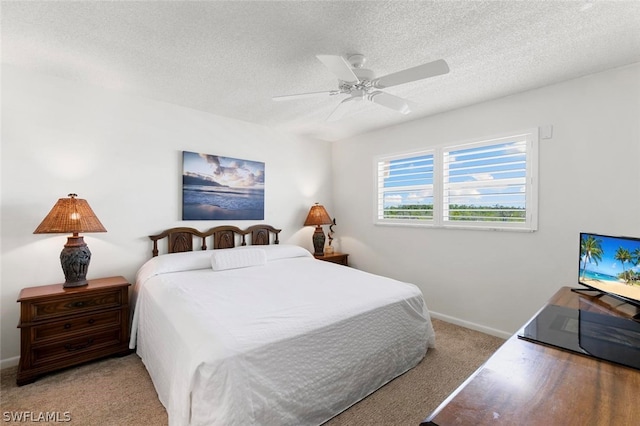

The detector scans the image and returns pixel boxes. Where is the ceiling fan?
[273,54,449,121]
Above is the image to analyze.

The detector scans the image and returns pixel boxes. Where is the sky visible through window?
[381,140,528,222]
[382,155,434,210]
[445,141,527,208]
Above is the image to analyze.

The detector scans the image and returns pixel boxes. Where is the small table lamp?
[304,203,333,256]
[33,194,107,288]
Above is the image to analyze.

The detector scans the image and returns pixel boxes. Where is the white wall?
[332,63,640,338]
[3,63,639,367]
[0,65,333,365]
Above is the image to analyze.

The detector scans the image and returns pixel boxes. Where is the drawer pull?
[64,338,94,352]
[63,323,71,330]
[69,301,87,308]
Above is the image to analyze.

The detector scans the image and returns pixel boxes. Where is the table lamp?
[33,194,107,288]
[304,203,333,256]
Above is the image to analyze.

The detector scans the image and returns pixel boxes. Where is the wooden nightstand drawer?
[27,290,123,322]
[32,310,122,342]
[30,328,123,367]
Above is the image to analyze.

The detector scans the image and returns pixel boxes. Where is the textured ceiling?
[3,1,640,141]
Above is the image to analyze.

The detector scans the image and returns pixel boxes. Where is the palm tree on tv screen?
[614,247,632,284]
[630,248,640,284]
[580,235,603,279]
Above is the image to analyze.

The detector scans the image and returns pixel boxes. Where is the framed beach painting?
[182,151,265,220]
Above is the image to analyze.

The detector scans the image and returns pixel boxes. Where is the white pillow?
[137,250,213,276]
[234,244,313,261]
[135,250,214,288]
[211,248,267,271]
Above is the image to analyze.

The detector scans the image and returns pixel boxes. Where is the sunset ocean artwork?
[182,151,265,220]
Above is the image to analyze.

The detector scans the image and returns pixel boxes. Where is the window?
[377,151,435,223]
[375,129,538,231]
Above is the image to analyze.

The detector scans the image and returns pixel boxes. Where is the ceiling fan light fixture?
[273,54,448,119]
[351,89,366,99]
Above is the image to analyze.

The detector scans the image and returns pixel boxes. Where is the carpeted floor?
[0,319,504,425]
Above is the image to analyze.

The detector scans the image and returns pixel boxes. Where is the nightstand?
[314,252,349,266]
[16,276,131,386]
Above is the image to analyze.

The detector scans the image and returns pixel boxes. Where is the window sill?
[374,221,536,232]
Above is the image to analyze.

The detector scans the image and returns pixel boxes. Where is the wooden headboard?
[149,224,281,257]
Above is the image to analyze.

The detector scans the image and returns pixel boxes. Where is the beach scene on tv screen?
[579,233,640,303]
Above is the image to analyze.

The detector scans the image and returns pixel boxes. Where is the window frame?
[375,149,436,225]
[374,129,539,232]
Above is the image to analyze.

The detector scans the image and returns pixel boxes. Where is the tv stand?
[570,287,602,293]
[421,287,640,425]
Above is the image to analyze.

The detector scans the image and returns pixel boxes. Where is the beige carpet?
[0,319,504,425]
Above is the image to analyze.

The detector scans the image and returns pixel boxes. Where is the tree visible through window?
[375,130,538,231]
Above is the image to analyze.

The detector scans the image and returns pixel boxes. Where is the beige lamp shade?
[304,203,332,227]
[34,194,106,234]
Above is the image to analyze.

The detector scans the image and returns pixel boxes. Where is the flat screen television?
[579,232,640,308]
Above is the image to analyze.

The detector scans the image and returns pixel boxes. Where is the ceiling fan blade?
[372,59,449,89]
[272,90,339,101]
[326,96,359,121]
[367,91,413,114]
[316,55,359,83]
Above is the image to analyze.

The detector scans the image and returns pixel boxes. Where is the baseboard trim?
[0,356,19,370]
[429,311,512,340]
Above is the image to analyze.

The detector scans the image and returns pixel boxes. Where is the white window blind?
[375,129,538,231]
[376,151,434,222]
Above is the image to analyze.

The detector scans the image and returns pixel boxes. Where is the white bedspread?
[130,245,435,426]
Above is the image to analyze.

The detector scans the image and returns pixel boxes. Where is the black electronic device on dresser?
[518,232,640,370]
[577,232,640,311]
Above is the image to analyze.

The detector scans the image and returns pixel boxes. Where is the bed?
[129,224,435,426]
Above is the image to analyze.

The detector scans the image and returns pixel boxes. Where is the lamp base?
[60,235,91,288]
[312,225,326,256]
